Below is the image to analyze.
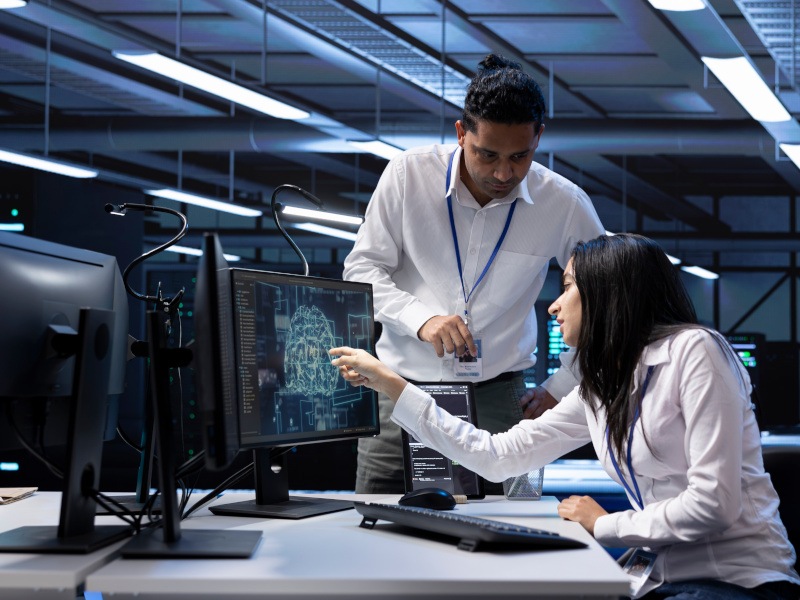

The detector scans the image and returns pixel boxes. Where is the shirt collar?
[629,335,672,395]
[641,335,673,367]
[447,145,535,207]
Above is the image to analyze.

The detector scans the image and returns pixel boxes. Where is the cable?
[181,461,255,520]
[91,490,139,529]
[6,401,63,479]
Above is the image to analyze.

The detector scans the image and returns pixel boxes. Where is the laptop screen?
[401,382,484,499]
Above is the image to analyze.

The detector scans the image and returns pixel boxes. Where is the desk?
[84,492,629,600]
[0,492,129,600]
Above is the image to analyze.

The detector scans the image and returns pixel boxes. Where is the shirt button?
[470,248,477,255]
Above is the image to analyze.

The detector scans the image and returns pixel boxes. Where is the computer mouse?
[398,487,456,510]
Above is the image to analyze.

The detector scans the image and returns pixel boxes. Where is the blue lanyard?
[606,365,656,511]
[445,151,517,324]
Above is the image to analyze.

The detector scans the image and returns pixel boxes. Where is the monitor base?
[209,496,353,520]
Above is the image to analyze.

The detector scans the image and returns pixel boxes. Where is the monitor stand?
[208,447,354,520]
[0,309,132,553]
[120,311,261,559]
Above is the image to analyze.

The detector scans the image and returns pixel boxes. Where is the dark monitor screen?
[232,267,379,448]
[726,333,762,381]
[194,232,239,471]
[401,382,484,499]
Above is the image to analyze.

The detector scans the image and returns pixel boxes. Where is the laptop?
[400,382,485,499]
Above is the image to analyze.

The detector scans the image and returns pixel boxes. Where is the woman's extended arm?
[329,346,409,400]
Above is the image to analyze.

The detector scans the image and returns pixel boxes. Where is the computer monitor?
[0,231,131,553]
[120,232,262,558]
[726,333,762,390]
[209,264,379,519]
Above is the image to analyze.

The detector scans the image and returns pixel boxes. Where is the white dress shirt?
[391,328,800,596]
[344,143,603,396]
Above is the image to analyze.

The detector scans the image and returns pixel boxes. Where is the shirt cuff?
[390,383,430,430]
[592,513,619,546]
[397,300,438,340]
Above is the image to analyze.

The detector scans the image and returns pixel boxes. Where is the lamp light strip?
[281,205,363,226]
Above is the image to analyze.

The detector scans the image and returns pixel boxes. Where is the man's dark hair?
[462,54,546,133]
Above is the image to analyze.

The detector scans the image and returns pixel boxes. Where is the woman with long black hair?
[330,233,800,599]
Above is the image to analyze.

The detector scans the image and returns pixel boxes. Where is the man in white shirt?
[343,54,604,493]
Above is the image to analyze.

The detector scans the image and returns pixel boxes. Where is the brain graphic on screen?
[284,305,338,396]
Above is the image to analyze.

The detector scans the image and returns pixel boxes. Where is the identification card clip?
[622,549,658,596]
[454,339,482,378]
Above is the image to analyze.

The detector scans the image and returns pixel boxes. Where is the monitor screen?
[232,268,379,448]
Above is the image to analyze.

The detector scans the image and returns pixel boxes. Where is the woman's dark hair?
[571,234,698,459]
[462,54,545,134]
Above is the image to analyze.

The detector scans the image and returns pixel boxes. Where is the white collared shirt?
[391,328,800,596]
[343,143,603,392]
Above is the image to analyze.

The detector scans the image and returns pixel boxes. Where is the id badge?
[454,339,482,378]
[622,549,658,597]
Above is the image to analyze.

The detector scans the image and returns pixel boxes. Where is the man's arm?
[343,159,437,340]
[520,350,580,418]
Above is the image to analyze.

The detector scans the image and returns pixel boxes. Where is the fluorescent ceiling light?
[0,0,27,8]
[779,143,800,170]
[0,223,24,232]
[166,244,241,262]
[701,56,791,123]
[294,222,358,242]
[0,149,98,178]
[145,188,263,217]
[681,265,719,280]
[281,205,363,226]
[349,140,403,161]
[113,51,309,121]
[647,0,705,11]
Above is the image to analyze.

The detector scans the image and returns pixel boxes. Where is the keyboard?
[353,501,587,552]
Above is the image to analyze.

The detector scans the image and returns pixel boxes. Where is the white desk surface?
[0,491,130,600]
[82,492,629,600]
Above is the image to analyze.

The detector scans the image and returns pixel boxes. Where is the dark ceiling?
[1,0,799,266]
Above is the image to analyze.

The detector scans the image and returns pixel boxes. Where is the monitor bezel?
[230,267,380,451]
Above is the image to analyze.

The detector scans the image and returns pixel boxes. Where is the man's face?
[456,118,543,206]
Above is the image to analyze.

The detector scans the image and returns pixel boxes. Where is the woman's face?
[548,258,582,347]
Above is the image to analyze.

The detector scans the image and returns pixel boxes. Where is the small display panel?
[230,268,379,448]
[401,382,484,499]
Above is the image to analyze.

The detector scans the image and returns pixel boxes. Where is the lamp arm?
[105,202,188,304]
[270,184,325,277]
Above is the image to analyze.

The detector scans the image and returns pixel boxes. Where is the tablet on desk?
[401,382,484,499]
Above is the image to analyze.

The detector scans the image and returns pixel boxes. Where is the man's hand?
[557,495,608,536]
[417,315,477,358]
[520,386,558,419]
